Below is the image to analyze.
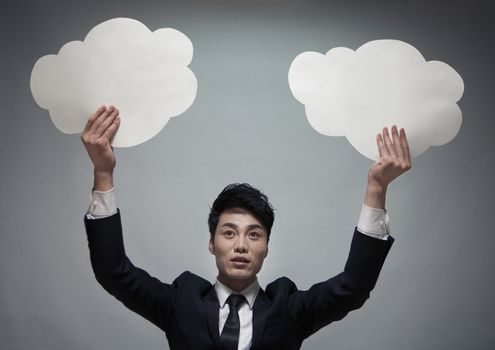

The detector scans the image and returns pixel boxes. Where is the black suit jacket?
[84,210,393,350]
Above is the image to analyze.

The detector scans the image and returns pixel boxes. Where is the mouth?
[231,257,250,266]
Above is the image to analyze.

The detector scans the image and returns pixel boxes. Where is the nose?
[234,235,248,253]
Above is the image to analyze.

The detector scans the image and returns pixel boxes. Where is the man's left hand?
[364,125,411,209]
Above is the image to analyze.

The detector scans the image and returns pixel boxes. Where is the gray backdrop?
[1,0,494,349]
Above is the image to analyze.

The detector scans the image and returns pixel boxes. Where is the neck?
[218,276,256,293]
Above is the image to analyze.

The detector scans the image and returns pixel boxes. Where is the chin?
[226,270,254,281]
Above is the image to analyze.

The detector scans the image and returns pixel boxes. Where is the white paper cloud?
[288,39,464,159]
[30,17,197,147]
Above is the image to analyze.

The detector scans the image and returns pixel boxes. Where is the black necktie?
[220,294,246,350]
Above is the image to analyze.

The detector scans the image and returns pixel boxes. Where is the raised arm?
[81,105,120,191]
[288,126,411,339]
[81,106,176,331]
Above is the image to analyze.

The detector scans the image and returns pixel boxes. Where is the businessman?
[82,105,411,349]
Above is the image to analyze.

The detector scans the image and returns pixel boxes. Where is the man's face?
[209,208,269,291]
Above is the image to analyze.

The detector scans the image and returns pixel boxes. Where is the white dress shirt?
[215,279,260,350]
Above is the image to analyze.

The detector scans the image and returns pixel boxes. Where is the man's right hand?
[81,105,120,191]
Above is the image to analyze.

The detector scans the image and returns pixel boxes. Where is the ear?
[264,245,269,258]
[208,238,215,255]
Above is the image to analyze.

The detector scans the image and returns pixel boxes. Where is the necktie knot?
[226,294,246,310]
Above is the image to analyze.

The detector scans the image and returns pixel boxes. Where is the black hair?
[208,183,275,241]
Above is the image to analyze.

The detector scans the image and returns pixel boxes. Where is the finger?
[400,128,411,163]
[83,105,106,133]
[383,126,397,158]
[89,105,114,135]
[391,125,404,160]
[101,115,121,142]
[376,133,388,159]
[95,108,119,138]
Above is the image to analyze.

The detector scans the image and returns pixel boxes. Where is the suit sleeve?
[84,210,176,331]
[288,229,394,339]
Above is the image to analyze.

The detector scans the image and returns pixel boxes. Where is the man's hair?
[208,183,275,241]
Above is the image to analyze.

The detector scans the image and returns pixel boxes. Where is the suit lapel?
[203,286,221,348]
[251,288,270,349]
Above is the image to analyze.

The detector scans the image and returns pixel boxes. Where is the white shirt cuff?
[86,187,118,219]
[356,203,390,240]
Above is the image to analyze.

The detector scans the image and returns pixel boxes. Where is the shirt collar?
[214,278,260,310]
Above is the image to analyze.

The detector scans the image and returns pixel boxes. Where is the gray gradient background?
[1,0,494,349]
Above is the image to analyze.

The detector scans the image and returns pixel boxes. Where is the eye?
[249,231,261,239]
[224,230,235,238]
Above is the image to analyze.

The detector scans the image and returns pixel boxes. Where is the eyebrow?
[221,223,265,231]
